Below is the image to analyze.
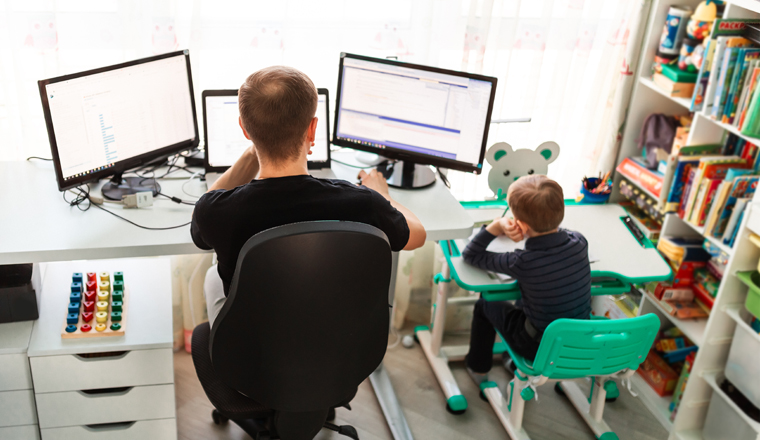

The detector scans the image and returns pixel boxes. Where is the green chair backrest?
[532,314,659,379]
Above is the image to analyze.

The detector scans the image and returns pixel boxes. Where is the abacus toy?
[60,271,128,339]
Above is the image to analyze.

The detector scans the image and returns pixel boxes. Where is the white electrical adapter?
[122,191,154,209]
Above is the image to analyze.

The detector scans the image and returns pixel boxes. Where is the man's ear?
[239,117,251,140]
[308,116,318,144]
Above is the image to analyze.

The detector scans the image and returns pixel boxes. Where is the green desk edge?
[439,200,672,299]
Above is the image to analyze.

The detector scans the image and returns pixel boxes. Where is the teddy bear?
[486,141,560,199]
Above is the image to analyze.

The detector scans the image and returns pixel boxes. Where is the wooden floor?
[174,332,669,440]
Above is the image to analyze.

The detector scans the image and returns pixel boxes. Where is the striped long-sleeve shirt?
[462,227,592,331]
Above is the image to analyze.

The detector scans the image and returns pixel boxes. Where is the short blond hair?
[238,66,317,163]
[508,175,564,233]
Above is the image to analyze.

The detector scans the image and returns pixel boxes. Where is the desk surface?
[0,151,472,264]
[447,204,672,291]
[27,258,173,357]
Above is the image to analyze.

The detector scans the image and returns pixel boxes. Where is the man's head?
[238,66,318,165]
[507,175,564,236]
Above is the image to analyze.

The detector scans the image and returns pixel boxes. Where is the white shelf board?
[640,77,692,109]
[679,215,734,256]
[674,429,703,440]
[696,111,760,148]
[702,371,760,433]
[641,289,707,346]
[724,303,760,345]
[631,373,674,432]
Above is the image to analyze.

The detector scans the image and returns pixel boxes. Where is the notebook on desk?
[202,88,335,188]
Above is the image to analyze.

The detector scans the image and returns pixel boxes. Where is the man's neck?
[257,159,309,180]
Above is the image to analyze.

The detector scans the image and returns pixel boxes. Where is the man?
[191,66,427,325]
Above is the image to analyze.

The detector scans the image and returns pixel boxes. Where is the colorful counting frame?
[60,271,128,339]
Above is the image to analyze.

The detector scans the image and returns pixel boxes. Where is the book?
[712,47,739,120]
[679,167,698,219]
[692,37,716,112]
[682,156,749,221]
[712,176,759,237]
[688,179,710,224]
[653,74,696,98]
[739,66,760,129]
[705,37,753,115]
[695,178,723,226]
[727,203,748,247]
[726,51,760,123]
[723,197,750,244]
[733,60,758,125]
[666,157,701,213]
[703,180,732,234]
[616,157,664,198]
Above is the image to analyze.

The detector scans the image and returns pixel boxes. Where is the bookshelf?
[613,1,760,438]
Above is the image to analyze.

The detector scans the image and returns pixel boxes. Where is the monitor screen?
[333,54,496,173]
[40,51,198,190]
[204,91,330,170]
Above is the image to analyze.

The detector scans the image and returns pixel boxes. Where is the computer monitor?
[202,88,331,172]
[333,53,497,189]
[38,50,199,199]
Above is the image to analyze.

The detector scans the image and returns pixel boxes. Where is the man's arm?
[207,146,260,192]
[359,169,426,251]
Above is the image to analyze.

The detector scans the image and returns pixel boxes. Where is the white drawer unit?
[28,259,176,439]
[0,353,33,392]
[30,349,173,394]
[35,384,176,429]
[40,418,176,440]
[0,424,41,440]
[0,389,37,427]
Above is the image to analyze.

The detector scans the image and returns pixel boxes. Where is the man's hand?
[358,169,390,197]
[502,217,524,242]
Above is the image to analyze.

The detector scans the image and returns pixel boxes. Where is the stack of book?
[651,236,712,319]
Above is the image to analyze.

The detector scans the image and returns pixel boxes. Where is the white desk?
[0,151,474,440]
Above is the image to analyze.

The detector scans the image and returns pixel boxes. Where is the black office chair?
[191,221,393,440]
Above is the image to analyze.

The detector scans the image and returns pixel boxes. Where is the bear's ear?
[486,142,514,166]
[536,141,560,165]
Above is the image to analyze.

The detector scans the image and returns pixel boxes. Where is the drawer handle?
[75,351,129,361]
[79,386,133,397]
[84,421,137,431]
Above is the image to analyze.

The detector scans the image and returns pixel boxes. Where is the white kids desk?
[0,150,473,440]
[414,202,673,414]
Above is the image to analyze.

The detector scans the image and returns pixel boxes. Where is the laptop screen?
[205,92,329,169]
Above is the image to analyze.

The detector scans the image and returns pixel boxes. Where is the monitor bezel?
[331,52,497,175]
[38,50,200,192]
[202,88,332,173]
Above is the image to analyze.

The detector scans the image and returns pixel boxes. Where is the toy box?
[638,351,679,396]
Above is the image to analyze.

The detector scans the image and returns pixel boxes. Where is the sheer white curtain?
[2,0,646,200]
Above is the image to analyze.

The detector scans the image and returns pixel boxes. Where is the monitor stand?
[380,160,436,190]
[101,172,161,201]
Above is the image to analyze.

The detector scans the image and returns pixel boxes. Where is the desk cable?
[64,185,192,230]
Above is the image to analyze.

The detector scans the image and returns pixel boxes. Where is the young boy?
[462,175,591,381]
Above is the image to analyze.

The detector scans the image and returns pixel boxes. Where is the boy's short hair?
[508,175,564,233]
[238,66,317,163]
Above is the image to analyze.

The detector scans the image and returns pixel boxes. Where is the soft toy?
[486,141,560,199]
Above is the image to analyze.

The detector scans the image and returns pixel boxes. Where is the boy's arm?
[462,227,521,277]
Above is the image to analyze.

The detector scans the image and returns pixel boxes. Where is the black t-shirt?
[191,175,410,295]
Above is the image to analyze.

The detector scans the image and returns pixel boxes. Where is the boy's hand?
[358,169,390,197]
[503,217,524,242]
[485,217,505,236]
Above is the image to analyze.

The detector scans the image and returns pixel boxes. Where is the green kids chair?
[480,314,660,440]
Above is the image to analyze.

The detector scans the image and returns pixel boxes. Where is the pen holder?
[579,178,611,204]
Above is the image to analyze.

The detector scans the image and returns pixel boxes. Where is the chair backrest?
[532,314,659,379]
[210,221,392,413]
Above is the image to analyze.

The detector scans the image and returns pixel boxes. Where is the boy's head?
[507,175,564,235]
[238,66,318,164]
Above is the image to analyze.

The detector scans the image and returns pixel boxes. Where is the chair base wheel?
[212,409,228,425]
[413,333,419,344]
[606,397,617,403]
[554,382,565,396]
[446,402,467,415]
